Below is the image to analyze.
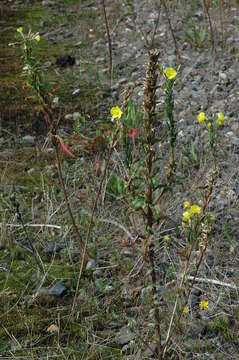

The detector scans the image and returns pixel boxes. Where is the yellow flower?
[183,211,191,222]
[189,204,201,216]
[163,235,170,242]
[183,306,189,314]
[35,34,40,42]
[17,27,23,33]
[164,67,177,80]
[216,112,225,126]
[217,112,225,122]
[207,122,212,130]
[184,201,190,209]
[110,106,123,120]
[199,300,209,310]
[197,112,206,123]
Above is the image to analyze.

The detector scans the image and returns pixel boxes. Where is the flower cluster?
[199,300,209,310]
[197,111,226,128]
[183,299,209,315]
[182,201,201,227]
[17,27,41,42]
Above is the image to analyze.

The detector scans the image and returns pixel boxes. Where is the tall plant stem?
[162,167,218,356]
[161,0,180,60]
[71,125,120,316]
[202,0,216,55]
[101,0,113,88]
[40,101,89,258]
[143,49,162,359]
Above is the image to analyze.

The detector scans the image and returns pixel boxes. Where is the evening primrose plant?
[15,28,47,98]
[158,65,179,165]
[13,27,88,257]
[197,111,226,169]
[13,26,228,359]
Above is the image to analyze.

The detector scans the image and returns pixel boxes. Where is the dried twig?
[186,276,239,291]
[202,0,216,55]
[71,125,121,316]
[161,0,180,60]
[101,0,113,88]
[0,223,61,229]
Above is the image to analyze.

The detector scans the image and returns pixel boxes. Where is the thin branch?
[71,125,121,316]
[0,223,61,229]
[161,0,180,60]
[186,275,239,291]
[101,0,113,88]
[202,0,216,55]
[39,103,89,258]
[150,0,162,48]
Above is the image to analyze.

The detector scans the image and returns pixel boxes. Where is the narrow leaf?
[58,136,76,159]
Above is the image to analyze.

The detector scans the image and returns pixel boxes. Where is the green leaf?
[132,196,145,211]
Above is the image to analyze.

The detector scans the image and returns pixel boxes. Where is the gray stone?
[73,112,81,121]
[116,326,135,345]
[42,0,55,6]
[144,342,158,357]
[45,242,64,255]
[22,135,35,146]
[49,281,67,297]
[86,259,97,270]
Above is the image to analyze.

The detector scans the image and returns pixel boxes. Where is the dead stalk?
[40,102,89,257]
[202,0,216,54]
[71,125,121,316]
[143,48,162,359]
[101,0,113,88]
[161,0,180,60]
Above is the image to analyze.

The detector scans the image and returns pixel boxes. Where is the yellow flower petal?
[183,306,189,314]
[110,106,123,120]
[197,112,206,123]
[35,34,40,42]
[184,201,190,209]
[199,300,208,310]
[189,204,201,216]
[17,27,23,33]
[183,211,191,222]
[207,122,212,130]
[164,67,177,80]
[217,112,225,122]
